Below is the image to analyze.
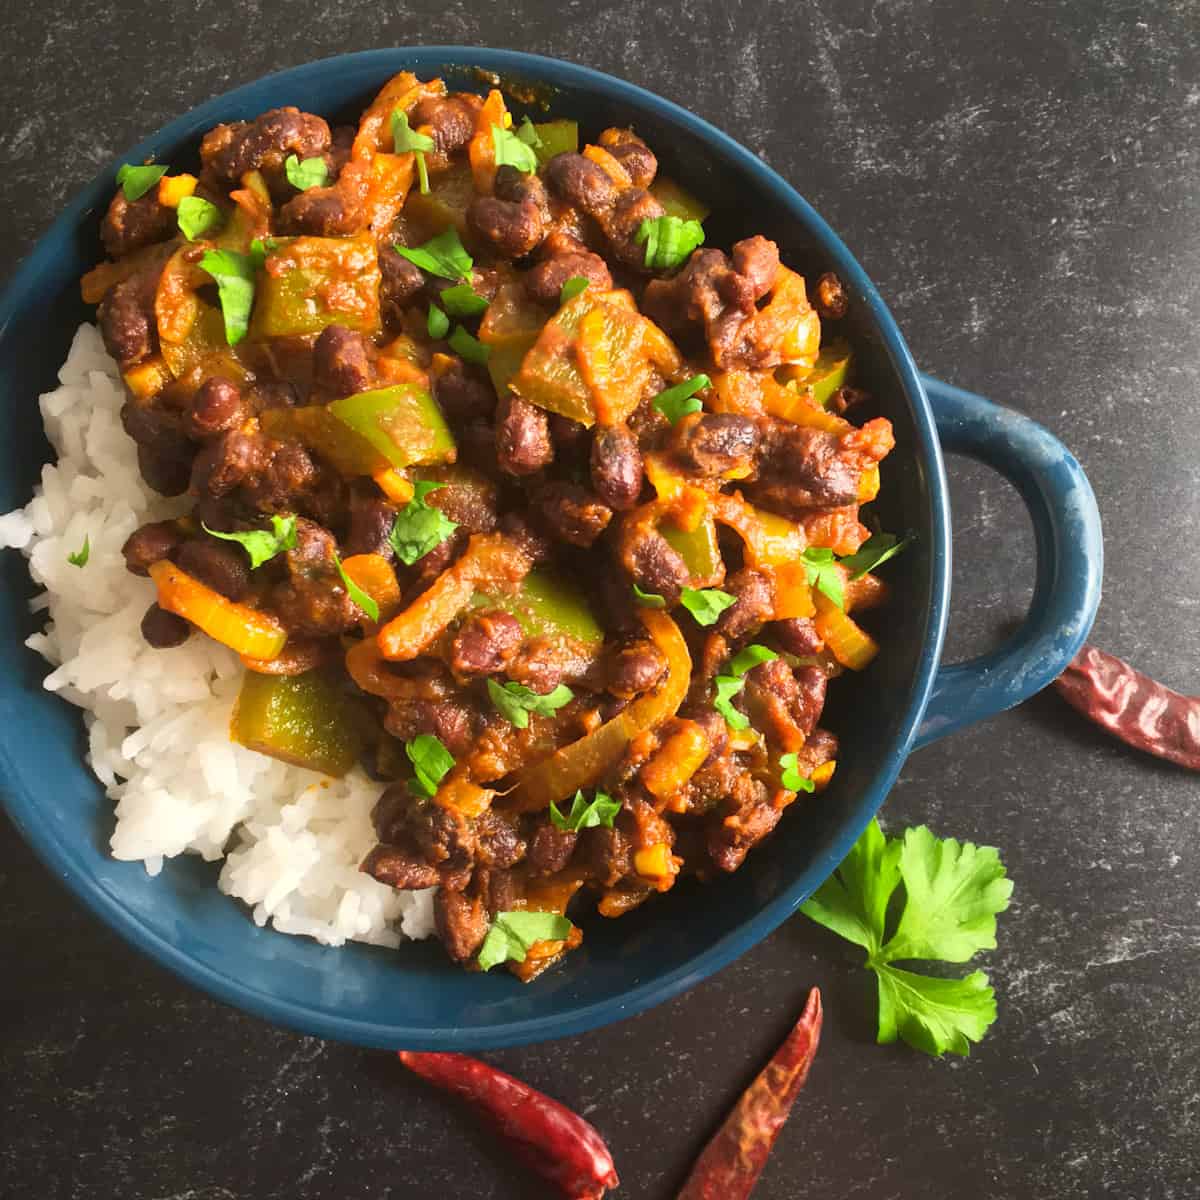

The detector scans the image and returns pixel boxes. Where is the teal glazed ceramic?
[0,49,1102,1049]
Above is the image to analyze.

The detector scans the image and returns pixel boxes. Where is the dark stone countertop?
[2,3,1199,1197]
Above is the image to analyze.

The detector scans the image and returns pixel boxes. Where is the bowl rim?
[0,45,951,1049]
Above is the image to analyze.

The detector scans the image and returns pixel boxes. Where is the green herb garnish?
[116,162,166,201]
[202,514,297,569]
[284,154,329,191]
[405,733,455,798]
[176,195,223,242]
[652,374,710,424]
[801,547,845,609]
[448,325,491,366]
[801,819,1012,1057]
[387,481,458,566]
[477,910,573,971]
[679,586,735,627]
[491,124,539,174]
[333,552,379,623]
[712,644,778,730]
[779,752,816,793]
[67,536,89,568]
[427,303,450,340]
[632,583,666,609]
[839,532,911,580]
[391,109,435,194]
[549,789,621,832]
[559,275,590,305]
[198,247,259,345]
[487,679,574,729]
[438,283,490,318]
[635,215,705,271]
[393,229,474,281]
[515,116,543,149]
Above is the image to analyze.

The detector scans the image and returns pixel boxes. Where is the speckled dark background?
[2,2,1199,1197]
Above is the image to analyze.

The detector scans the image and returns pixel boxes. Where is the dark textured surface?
[2,3,1198,1197]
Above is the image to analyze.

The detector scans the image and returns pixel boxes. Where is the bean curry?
[86,72,900,979]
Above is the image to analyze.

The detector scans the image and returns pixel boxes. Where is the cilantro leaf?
[392,109,435,194]
[487,679,574,729]
[199,247,259,345]
[427,303,450,339]
[635,215,705,271]
[333,552,379,623]
[448,325,491,366]
[549,789,621,832]
[875,967,997,1057]
[388,481,458,566]
[801,818,900,955]
[116,162,166,201]
[559,275,589,305]
[779,752,816,793]
[712,644,778,730]
[799,819,1011,1056]
[477,910,573,971]
[202,514,297,569]
[284,154,329,191]
[491,123,539,174]
[177,195,223,241]
[801,547,845,609]
[515,116,543,149]
[653,374,710,424]
[632,583,666,609]
[839,532,911,580]
[878,826,1014,965]
[405,733,455,798]
[67,536,89,568]
[727,643,778,676]
[393,229,474,281]
[712,675,749,730]
[679,586,734,627]
[438,283,490,318]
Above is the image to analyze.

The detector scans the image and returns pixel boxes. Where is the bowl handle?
[913,374,1103,749]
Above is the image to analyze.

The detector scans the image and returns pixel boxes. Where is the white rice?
[0,325,435,948]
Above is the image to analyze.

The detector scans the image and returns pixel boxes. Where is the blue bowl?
[0,48,1103,1049]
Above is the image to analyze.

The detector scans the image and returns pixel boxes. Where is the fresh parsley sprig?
[549,789,621,832]
[800,819,1012,1057]
[388,481,458,566]
[405,734,455,798]
[712,644,778,729]
[67,536,89,568]
[487,679,574,729]
[177,195,222,241]
[679,586,735,627]
[202,514,297,569]
[116,162,166,201]
[284,154,329,191]
[333,553,379,623]
[478,910,573,971]
[636,215,704,271]
[653,374,710,424]
[491,124,539,174]
[199,247,260,345]
[393,229,473,281]
[392,109,435,194]
[839,532,911,580]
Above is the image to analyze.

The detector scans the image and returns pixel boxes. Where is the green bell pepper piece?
[251,236,382,339]
[471,568,603,649]
[531,119,579,167]
[663,519,723,588]
[804,340,852,408]
[231,669,364,777]
[329,382,455,469]
[649,175,710,223]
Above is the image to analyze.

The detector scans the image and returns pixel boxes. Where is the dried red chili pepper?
[675,987,823,1200]
[1055,644,1200,771]
[398,1051,619,1200]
